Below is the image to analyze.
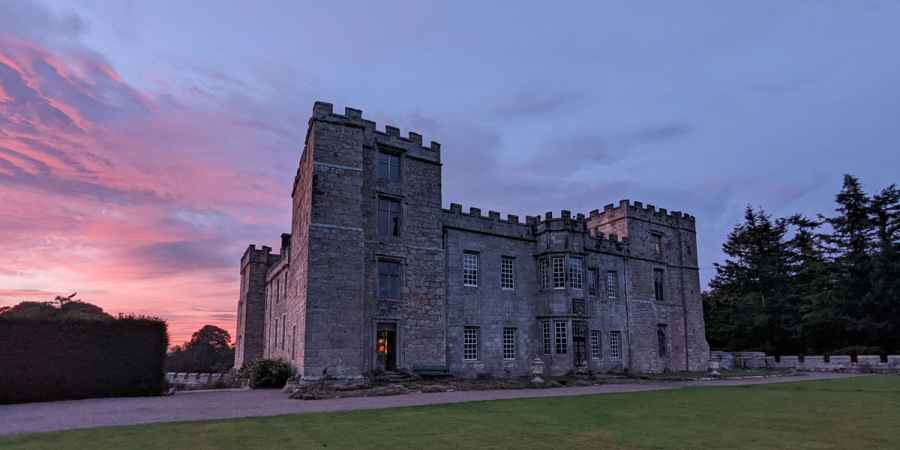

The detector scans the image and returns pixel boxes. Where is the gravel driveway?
[0,372,861,436]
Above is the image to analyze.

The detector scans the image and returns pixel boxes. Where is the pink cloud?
[0,36,292,346]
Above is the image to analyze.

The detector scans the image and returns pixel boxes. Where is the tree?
[0,294,112,321]
[705,207,796,353]
[166,325,235,373]
[868,184,900,351]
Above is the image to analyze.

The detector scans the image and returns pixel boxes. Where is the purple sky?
[2,0,900,343]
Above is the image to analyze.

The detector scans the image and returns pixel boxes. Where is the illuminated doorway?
[376,323,397,371]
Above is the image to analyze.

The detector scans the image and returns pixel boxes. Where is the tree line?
[703,175,900,355]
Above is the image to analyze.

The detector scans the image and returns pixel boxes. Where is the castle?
[234,102,710,378]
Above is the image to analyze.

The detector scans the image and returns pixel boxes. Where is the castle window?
[590,330,602,359]
[568,256,584,289]
[587,268,598,296]
[652,232,663,256]
[542,320,551,355]
[653,268,665,301]
[500,256,515,290]
[281,314,286,351]
[552,256,565,289]
[463,326,479,361]
[463,252,479,287]
[377,197,401,237]
[377,151,401,182]
[554,320,568,354]
[503,328,517,360]
[539,257,550,289]
[606,271,618,300]
[658,324,668,358]
[609,331,622,360]
[378,259,402,299]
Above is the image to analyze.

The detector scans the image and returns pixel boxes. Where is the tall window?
[500,256,515,290]
[606,271,618,300]
[653,268,665,301]
[542,321,551,354]
[378,260,402,299]
[609,331,622,360]
[377,197,401,237]
[463,252,479,287]
[539,257,550,289]
[569,256,584,289]
[657,324,668,358]
[503,328,517,360]
[554,320,568,354]
[377,151,401,181]
[587,268,598,296]
[652,232,663,256]
[291,325,297,360]
[590,330,602,359]
[463,326,479,361]
[281,314,286,351]
[552,256,565,288]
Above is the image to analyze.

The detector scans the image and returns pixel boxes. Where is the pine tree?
[869,184,900,351]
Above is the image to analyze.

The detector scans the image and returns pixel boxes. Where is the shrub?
[0,316,168,403]
[243,359,293,388]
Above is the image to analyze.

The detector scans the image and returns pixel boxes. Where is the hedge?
[0,317,168,404]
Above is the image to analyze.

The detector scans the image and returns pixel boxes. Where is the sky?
[2,0,900,345]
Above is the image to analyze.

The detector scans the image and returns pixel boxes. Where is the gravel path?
[0,372,862,436]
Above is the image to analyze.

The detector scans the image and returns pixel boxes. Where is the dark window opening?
[657,324,667,358]
[378,260,402,299]
[378,197,401,237]
[377,151,402,182]
[653,268,665,301]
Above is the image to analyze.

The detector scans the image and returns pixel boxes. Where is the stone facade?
[234,101,710,378]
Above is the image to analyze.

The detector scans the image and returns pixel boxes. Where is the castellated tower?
[235,101,710,378]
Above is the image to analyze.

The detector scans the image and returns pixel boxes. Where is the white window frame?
[503,328,517,360]
[590,330,602,359]
[609,331,622,360]
[500,256,515,290]
[463,252,479,287]
[541,320,551,355]
[463,326,479,361]
[569,256,584,289]
[552,256,565,289]
[554,320,568,354]
[606,271,618,300]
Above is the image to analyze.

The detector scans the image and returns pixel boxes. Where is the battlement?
[240,244,275,270]
[589,199,696,231]
[312,101,440,163]
[442,203,534,240]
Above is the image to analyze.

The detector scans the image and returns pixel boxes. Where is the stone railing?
[711,351,900,373]
[165,372,229,386]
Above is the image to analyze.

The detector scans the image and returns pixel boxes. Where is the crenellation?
[385,125,401,136]
[488,211,501,221]
[507,214,519,224]
[408,132,422,144]
[469,207,481,217]
[344,107,362,119]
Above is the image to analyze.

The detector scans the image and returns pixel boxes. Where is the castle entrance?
[375,323,397,371]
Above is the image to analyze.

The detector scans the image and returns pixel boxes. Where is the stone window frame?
[463,326,479,361]
[551,256,566,289]
[568,255,585,290]
[376,149,402,182]
[539,257,550,289]
[554,320,568,354]
[606,270,618,300]
[590,330,602,359]
[376,194,403,238]
[503,327,517,360]
[376,256,404,300]
[463,251,479,287]
[587,268,598,296]
[541,320,552,355]
[608,330,622,360]
[653,267,665,301]
[281,314,287,351]
[651,231,664,256]
[657,324,668,358]
[500,256,516,290]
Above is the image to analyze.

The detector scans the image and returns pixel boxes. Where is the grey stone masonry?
[234,101,710,377]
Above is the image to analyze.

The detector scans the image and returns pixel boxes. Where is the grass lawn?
[1,376,898,449]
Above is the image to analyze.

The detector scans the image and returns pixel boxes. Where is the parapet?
[240,244,275,270]
[589,199,696,231]
[442,203,534,240]
[311,101,440,164]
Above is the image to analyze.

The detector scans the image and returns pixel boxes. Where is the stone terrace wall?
[712,351,900,373]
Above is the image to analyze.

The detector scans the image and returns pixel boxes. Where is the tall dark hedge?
[0,317,168,404]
